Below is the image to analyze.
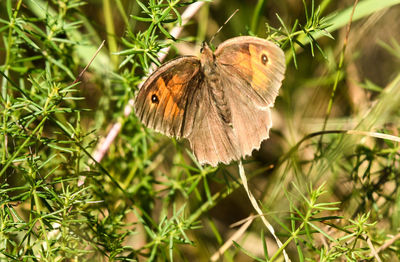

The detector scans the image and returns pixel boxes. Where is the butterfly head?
[200,42,215,69]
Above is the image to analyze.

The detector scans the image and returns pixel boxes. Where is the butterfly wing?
[215,36,286,157]
[186,81,241,166]
[215,36,285,105]
[134,56,202,138]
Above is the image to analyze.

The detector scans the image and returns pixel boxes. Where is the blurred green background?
[1,0,400,261]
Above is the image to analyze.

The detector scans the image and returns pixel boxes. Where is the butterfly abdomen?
[206,72,232,126]
[200,44,233,126]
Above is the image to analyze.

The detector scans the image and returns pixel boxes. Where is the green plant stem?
[187,174,242,225]
[317,0,358,154]
[1,104,9,164]
[32,185,50,258]
[1,0,23,164]
[0,116,47,178]
[319,64,343,134]
[269,195,317,262]
[2,0,23,99]
[196,2,209,45]
[103,0,118,68]
[251,0,266,33]
[116,0,131,29]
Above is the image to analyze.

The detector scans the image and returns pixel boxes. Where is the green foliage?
[1,0,400,261]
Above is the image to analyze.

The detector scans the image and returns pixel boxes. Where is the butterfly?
[134,36,286,166]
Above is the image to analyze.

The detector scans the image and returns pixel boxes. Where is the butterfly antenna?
[209,9,239,46]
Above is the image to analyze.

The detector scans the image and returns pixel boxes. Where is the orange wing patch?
[249,44,270,92]
[232,49,252,71]
[167,75,186,100]
[150,78,167,105]
[151,76,185,122]
[167,75,186,120]
[216,44,253,84]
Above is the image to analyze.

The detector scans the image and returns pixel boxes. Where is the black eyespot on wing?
[261,54,268,65]
[151,94,159,104]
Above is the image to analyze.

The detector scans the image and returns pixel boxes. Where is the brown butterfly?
[134,36,286,166]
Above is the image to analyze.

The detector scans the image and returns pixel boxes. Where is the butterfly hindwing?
[218,67,273,158]
[214,37,286,158]
[187,81,241,166]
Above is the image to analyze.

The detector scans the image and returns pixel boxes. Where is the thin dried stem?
[376,232,400,254]
[210,214,254,261]
[238,161,290,262]
[73,40,105,85]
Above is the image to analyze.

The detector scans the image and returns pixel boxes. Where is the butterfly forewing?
[134,56,202,138]
[215,36,286,106]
